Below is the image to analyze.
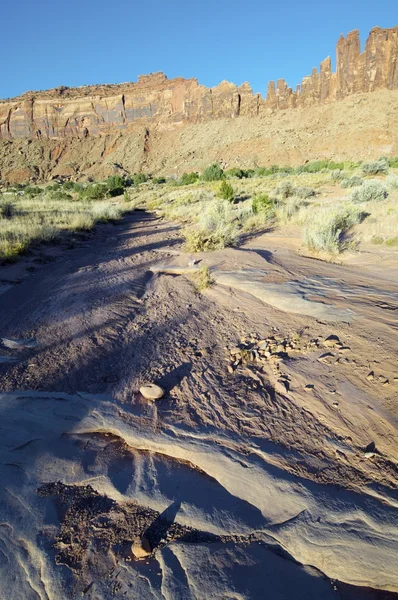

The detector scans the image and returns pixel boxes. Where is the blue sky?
[1,0,397,99]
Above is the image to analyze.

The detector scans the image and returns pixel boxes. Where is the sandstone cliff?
[1,26,398,183]
[0,26,397,141]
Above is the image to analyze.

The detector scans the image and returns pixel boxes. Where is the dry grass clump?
[303,204,367,253]
[191,266,214,290]
[0,192,126,262]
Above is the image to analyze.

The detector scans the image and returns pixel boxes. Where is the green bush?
[388,156,398,168]
[252,194,273,214]
[24,186,41,197]
[106,175,126,191]
[225,168,249,179]
[179,172,199,185]
[341,176,363,188]
[296,160,346,174]
[153,176,166,184]
[81,184,108,200]
[63,181,77,190]
[218,180,234,201]
[361,159,389,175]
[201,163,224,182]
[385,236,398,247]
[49,190,73,201]
[351,180,388,203]
[107,187,124,197]
[133,173,148,185]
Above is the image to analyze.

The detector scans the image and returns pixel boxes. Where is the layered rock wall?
[0,26,397,142]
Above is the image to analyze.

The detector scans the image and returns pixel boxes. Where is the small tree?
[218,180,234,202]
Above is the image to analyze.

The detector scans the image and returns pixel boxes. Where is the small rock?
[318,352,334,363]
[323,335,340,348]
[131,536,151,560]
[364,452,375,459]
[275,379,289,394]
[227,365,234,374]
[304,384,314,391]
[230,347,241,355]
[339,346,351,353]
[366,371,374,381]
[139,384,165,400]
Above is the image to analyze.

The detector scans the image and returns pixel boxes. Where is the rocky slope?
[0,26,397,182]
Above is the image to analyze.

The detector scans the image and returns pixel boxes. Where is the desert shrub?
[274,197,308,222]
[201,163,224,181]
[179,172,199,186]
[388,156,398,168]
[218,180,234,201]
[191,266,214,290]
[0,200,16,219]
[341,176,363,188]
[81,184,108,200]
[63,181,76,190]
[361,159,389,175]
[351,180,388,203]
[386,174,398,189]
[153,176,166,184]
[371,236,384,245]
[107,187,124,197]
[24,186,41,197]
[106,175,126,190]
[294,186,316,198]
[296,160,345,174]
[49,190,73,200]
[225,168,249,179]
[385,236,398,247]
[252,193,274,214]
[133,173,148,185]
[303,205,367,253]
[184,227,238,252]
[330,169,345,181]
[275,180,295,199]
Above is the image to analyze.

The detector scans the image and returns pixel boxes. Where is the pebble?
[139,384,165,400]
[366,371,374,381]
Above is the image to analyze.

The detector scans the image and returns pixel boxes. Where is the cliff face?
[0,26,397,141]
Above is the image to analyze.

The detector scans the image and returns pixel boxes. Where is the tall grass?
[0,192,126,262]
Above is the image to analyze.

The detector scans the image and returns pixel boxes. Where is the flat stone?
[139,384,165,400]
[318,352,334,363]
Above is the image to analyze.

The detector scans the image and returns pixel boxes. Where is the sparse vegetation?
[385,236,398,247]
[351,180,388,203]
[133,173,148,185]
[251,193,274,214]
[0,189,127,262]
